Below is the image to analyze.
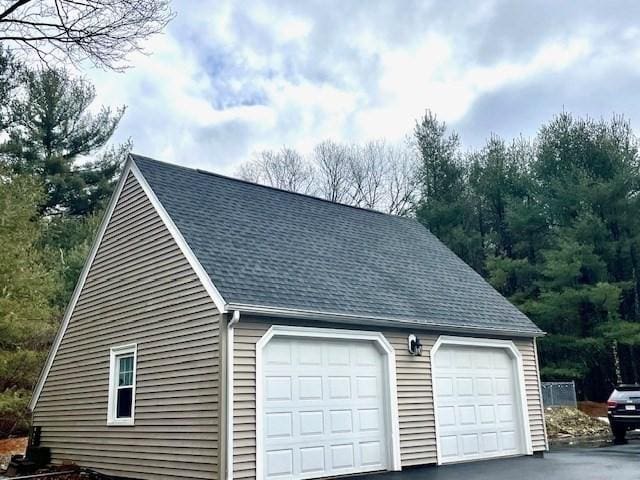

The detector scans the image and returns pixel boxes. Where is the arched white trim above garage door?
[255,325,402,480]
[431,336,534,465]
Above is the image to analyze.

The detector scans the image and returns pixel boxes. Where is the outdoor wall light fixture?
[408,334,423,356]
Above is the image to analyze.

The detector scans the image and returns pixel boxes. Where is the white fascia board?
[226,303,544,338]
[129,159,227,314]
[29,159,134,411]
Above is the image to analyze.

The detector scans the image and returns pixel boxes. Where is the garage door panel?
[500,430,518,451]
[478,405,495,424]
[266,342,293,365]
[360,441,383,466]
[475,377,493,395]
[328,376,351,399]
[267,449,293,477]
[300,446,324,474]
[358,408,381,432]
[481,432,498,452]
[266,412,293,439]
[300,344,322,366]
[299,411,324,436]
[435,344,525,464]
[461,433,479,455]
[262,337,388,479]
[266,376,292,401]
[299,377,323,400]
[458,405,476,425]
[435,377,454,396]
[439,435,458,458]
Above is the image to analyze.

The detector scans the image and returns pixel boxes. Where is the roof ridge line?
[130,153,415,220]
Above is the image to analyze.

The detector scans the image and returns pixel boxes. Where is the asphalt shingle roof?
[132,154,542,335]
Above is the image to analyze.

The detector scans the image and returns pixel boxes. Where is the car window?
[611,387,640,401]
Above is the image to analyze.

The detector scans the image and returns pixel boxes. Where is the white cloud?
[81,0,640,174]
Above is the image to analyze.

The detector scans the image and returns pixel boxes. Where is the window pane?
[118,355,133,386]
[119,371,133,386]
[117,387,133,418]
[119,355,133,373]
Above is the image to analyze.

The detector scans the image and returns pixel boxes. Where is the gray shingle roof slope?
[132,154,542,335]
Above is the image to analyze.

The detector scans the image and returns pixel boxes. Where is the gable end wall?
[32,173,222,480]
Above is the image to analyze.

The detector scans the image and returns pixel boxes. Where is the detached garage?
[30,155,546,480]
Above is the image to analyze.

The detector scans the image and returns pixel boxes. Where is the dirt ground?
[0,436,27,457]
[578,401,608,417]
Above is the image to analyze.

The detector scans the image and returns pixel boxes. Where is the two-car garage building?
[30,155,546,480]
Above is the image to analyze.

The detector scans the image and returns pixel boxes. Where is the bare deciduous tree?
[238,147,315,195]
[312,140,351,203]
[385,141,418,216]
[236,139,419,216]
[348,140,387,209]
[0,0,174,70]
[237,140,419,215]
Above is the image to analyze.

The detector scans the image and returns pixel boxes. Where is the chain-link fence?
[541,381,577,407]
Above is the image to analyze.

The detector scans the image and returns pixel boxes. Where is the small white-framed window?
[107,344,137,425]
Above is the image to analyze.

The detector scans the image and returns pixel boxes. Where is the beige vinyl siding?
[232,321,546,478]
[33,173,222,480]
[385,332,437,466]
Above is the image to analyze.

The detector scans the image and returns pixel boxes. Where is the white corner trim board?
[29,157,228,411]
[430,335,534,465]
[533,339,549,450]
[254,325,402,480]
[226,311,240,480]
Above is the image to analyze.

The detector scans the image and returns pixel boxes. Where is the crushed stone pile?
[545,407,610,439]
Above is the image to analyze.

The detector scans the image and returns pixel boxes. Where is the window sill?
[107,418,135,426]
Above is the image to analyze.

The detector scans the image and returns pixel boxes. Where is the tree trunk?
[631,244,640,321]
[613,340,623,385]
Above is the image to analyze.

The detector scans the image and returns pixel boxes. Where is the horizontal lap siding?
[33,173,221,480]
[233,323,546,478]
[385,332,438,466]
[233,323,267,479]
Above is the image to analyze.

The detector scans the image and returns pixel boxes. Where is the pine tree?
[0,68,126,216]
[414,110,484,272]
[0,166,56,435]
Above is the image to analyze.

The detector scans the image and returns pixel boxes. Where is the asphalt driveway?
[352,440,639,479]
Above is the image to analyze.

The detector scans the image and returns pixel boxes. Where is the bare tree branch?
[0,0,174,70]
[236,139,419,215]
[238,147,315,195]
[348,141,387,209]
[312,140,351,203]
[0,0,33,21]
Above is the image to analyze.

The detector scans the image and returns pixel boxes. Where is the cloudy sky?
[88,0,640,174]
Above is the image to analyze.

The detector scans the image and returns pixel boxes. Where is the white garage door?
[434,344,525,463]
[261,337,389,479]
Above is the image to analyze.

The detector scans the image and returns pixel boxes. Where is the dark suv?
[608,384,640,442]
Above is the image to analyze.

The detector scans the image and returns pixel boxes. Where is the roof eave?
[226,303,546,338]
